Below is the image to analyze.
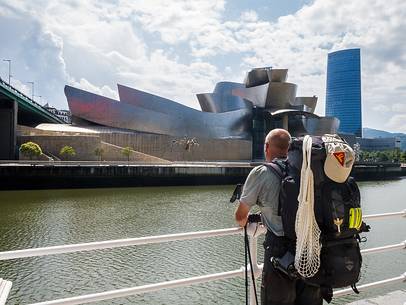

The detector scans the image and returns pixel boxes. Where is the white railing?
[0,279,12,305]
[0,210,405,305]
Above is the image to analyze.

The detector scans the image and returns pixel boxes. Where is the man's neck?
[267,155,286,162]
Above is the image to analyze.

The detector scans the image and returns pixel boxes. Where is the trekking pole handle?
[244,222,267,238]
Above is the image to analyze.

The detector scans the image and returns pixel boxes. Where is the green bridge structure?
[0,77,63,160]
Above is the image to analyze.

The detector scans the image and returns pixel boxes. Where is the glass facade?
[325,48,362,137]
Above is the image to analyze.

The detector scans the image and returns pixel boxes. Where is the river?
[0,179,405,304]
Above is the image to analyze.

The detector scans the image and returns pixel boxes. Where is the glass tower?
[325,48,362,137]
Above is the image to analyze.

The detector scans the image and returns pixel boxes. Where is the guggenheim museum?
[26,67,339,162]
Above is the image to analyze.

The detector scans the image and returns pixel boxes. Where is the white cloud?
[0,0,405,133]
[0,0,224,109]
[386,114,406,133]
[373,105,390,113]
[73,78,118,101]
[120,0,226,45]
[392,103,406,113]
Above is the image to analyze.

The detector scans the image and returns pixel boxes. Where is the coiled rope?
[294,135,322,278]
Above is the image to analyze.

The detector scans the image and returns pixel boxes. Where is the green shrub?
[60,146,76,160]
[94,148,104,161]
[19,142,42,160]
[122,146,132,162]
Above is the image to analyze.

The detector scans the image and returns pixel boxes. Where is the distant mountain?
[363,128,405,138]
[363,128,406,150]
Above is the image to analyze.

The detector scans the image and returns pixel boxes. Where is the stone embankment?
[0,161,404,190]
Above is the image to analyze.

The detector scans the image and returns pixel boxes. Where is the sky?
[0,0,405,133]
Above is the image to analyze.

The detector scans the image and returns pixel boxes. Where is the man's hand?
[235,201,250,227]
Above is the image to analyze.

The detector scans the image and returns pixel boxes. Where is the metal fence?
[0,210,405,305]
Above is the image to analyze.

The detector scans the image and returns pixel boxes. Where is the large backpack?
[268,135,369,290]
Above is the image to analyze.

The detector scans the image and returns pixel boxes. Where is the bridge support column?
[0,97,17,160]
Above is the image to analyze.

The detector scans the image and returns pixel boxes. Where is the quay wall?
[16,126,252,161]
[0,162,404,190]
[18,135,101,161]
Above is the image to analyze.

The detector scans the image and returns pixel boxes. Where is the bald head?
[264,129,291,161]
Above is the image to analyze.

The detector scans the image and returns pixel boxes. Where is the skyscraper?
[325,48,362,137]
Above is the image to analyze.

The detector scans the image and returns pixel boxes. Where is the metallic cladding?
[197,82,253,113]
[65,85,252,140]
[64,66,340,145]
[118,84,196,115]
[325,48,362,137]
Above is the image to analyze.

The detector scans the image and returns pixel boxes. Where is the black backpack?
[267,136,369,290]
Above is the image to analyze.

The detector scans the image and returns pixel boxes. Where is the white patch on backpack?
[344,257,354,271]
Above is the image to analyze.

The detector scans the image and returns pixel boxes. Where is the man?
[235,129,322,305]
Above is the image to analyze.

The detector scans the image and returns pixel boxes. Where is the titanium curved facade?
[326,48,362,137]
[64,66,340,161]
[66,86,252,140]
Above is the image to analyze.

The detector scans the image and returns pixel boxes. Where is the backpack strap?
[264,160,288,217]
[264,160,286,179]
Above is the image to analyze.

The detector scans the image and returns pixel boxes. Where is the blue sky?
[0,0,406,133]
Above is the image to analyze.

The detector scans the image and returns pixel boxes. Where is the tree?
[353,143,361,162]
[122,146,132,163]
[94,147,104,161]
[401,151,406,163]
[60,146,76,160]
[394,148,401,162]
[376,151,388,162]
[19,142,42,160]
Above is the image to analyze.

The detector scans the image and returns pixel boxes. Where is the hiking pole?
[244,225,249,305]
[244,225,259,305]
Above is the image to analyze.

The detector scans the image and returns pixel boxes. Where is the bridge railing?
[0,210,405,305]
[0,78,43,109]
[0,78,63,123]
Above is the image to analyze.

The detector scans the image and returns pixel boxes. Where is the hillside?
[363,128,406,150]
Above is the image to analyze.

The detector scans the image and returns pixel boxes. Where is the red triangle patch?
[333,152,345,166]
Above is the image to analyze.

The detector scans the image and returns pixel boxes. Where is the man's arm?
[235,201,250,227]
[234,166,264,227]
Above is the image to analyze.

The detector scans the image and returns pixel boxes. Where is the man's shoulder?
[249,164,281,181]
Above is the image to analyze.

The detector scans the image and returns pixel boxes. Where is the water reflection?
[0,180,405,304]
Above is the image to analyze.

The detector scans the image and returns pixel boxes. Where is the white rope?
[294,135,322,278]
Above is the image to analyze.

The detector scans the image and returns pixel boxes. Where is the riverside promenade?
[0,161,404,190]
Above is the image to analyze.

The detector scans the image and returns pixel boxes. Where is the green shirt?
[240,164,284,236]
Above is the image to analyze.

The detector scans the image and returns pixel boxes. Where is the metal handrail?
[0,279,12,305]
[1,211,404,261]
[0,78,63,123]
[361,240,406,254]
[26,271,406,305]
[28,269,247,305]
[334,272,406,297]
[0,210,404,305]
[363,210,406,220]
[0,228,242,261]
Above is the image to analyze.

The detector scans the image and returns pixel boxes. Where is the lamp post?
[2,59,11,85]
[27,81,34,101]
[34,95,42,104]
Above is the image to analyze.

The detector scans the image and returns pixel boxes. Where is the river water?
[0,179,405,304]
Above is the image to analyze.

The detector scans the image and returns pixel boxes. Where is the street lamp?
[27,81,34,101]
[34,95,42,104]
[2,59,12,85]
